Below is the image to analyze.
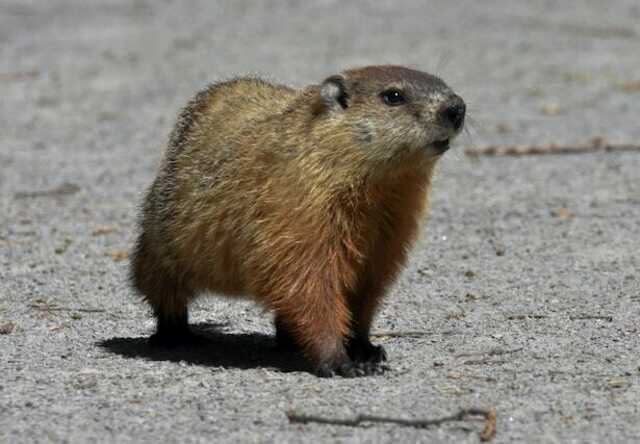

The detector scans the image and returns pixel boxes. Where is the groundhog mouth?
[431,139,450,154]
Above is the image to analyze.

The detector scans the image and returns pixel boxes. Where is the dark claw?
[337,362,360,378]
[316,359,361,378]
[316,363,336,378]
[316,357,387,378]
[356,361,390,376]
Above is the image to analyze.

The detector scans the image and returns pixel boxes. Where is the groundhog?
[130,65,465,377]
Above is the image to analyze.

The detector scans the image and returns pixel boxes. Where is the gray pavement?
[1,1,639,442]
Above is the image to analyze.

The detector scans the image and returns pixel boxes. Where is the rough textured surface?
[1,1,639,442]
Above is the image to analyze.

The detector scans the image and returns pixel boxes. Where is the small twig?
[92,226,117,236]
[371,330,460,339]
[28,304,105,313]
[456,347,523,359]
[287,407,496,441]
[462,358,508,366]
[107,250,130,261]
[14,182,80,199]
[447,372,498,383]
[0,69,40,81]
[569,315,613,322]
[465,138,640,157]
[506,314,548,320]
[457,348,522,366]
[0,239,31,247]
[370,330,434,338]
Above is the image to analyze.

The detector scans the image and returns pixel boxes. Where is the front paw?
[316,354,387,378]
[315,359,366,378]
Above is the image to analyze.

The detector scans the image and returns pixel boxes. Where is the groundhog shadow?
[98,322,308,373]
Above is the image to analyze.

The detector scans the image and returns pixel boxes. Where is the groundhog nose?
[439,97,466,131]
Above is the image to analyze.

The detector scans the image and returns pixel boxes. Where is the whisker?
[435,51,453,75]
[465,114,487,134]
[462,124,477,151]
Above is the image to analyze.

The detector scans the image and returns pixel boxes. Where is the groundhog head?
[317,65,465,164]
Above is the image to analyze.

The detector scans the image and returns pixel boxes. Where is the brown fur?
[130,65,465,376]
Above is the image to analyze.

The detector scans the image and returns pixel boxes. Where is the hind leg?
[131,233,201,347]
[149,298,203,347]
[146,281,203,347]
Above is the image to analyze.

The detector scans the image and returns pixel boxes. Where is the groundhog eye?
[381,89,406,106]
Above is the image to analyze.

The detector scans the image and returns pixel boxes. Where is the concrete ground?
[1,0,639,442]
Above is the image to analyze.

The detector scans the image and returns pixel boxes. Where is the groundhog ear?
[320,75,349,110]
